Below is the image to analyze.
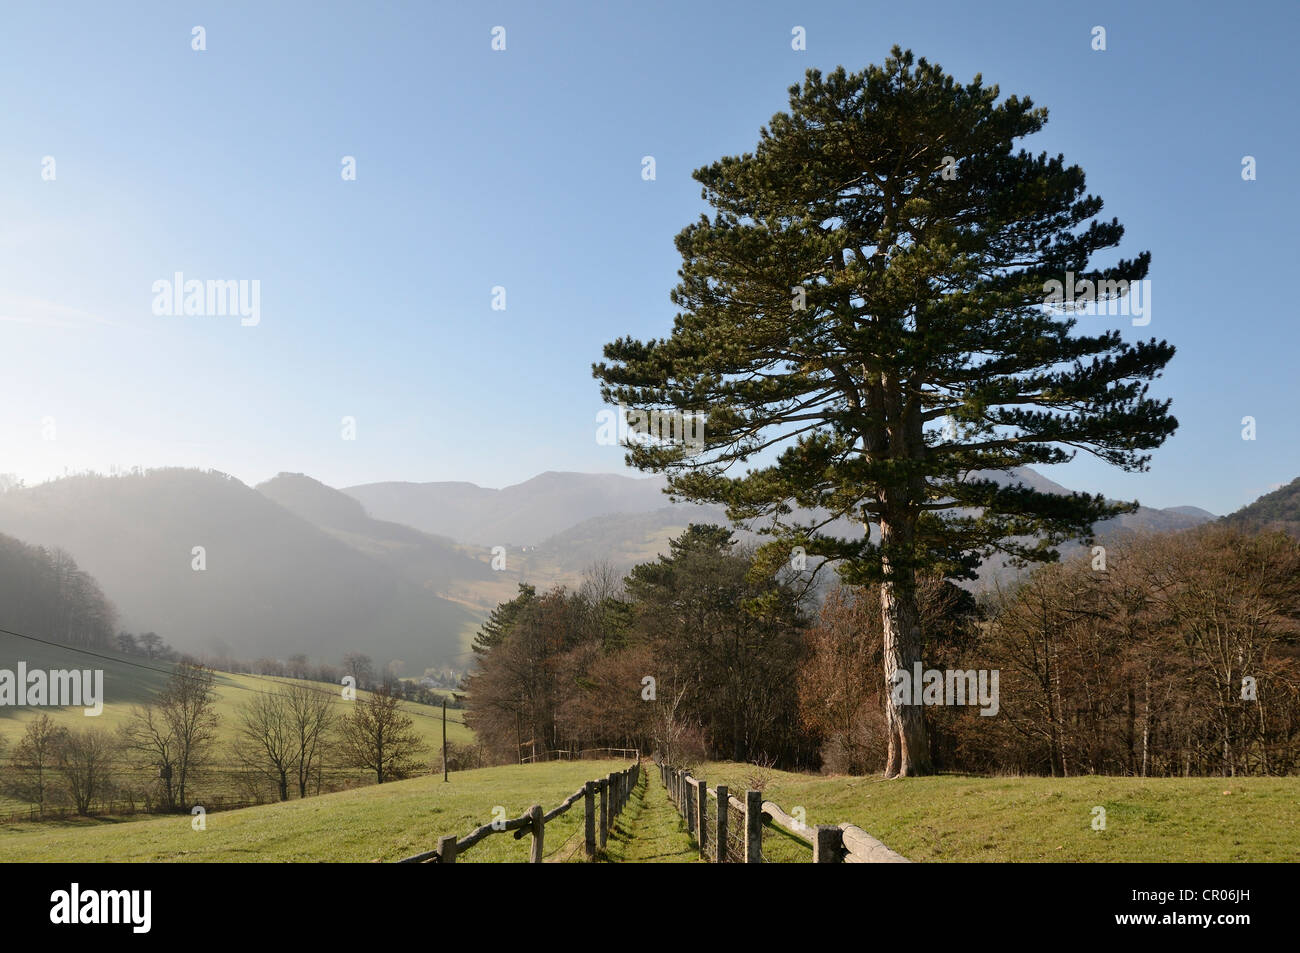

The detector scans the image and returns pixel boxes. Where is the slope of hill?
[513,468,1215,591]
[0,631,472,754]
[0,530,117,650]
[0,759,630,862]
[0,630,474,816]
[256,473,496,593]
[0,470,478,672]
[348,468,1212,554]
[1221,476,1300,537]
[345,471,680,547]
[0,466,1221,677]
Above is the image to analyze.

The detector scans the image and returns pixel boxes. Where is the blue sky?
[1,0,1295,514]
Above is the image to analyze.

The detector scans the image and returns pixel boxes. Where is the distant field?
[698,762,1300,862]
[0,759,630,862]
[0,632,474,814]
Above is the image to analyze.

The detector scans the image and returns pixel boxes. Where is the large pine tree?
[593,49,1177,777]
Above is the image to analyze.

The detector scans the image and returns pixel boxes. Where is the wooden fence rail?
[656,760,909,864]
[518,747,641,764]
[399,759,640,863]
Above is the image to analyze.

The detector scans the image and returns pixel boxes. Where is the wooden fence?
[519,747,641,765]
[657,761,909,863]
[400,760,640,863]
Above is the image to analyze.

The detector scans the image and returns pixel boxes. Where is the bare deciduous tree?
[121,662,219,810]
[338,686,427,783]
[234,690,297,801]
[286,681,334,798]
[58,727,116,815]
[4,713,69,813]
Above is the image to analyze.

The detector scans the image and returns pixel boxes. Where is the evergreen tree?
[594,49,1177,776]
[471,582,536,655]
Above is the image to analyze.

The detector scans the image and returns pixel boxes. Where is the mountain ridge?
[0,466,1243,676]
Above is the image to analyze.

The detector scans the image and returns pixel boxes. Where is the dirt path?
[603,762,698,863]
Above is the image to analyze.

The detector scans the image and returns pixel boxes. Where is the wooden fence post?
[437,834,458,864]
[584,780,596,860]
[813,825,843,863]
[715,785,728,863]
[599,778,608,847]
[744,790,762,863]
[684,777,694,837]
[606,771,617,829]
[695,778,708,860]
[529,804,544,863]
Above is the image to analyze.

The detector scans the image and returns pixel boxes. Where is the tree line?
[0,665,436,817]
[465,523,1300,777]
[0,533,116,649]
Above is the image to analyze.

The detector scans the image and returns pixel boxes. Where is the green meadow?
[696,762,1300,863]
[0,759,630,862]
[0,631,473,815]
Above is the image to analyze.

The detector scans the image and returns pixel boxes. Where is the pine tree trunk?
[873,367,933,779]
[879,560,933,778]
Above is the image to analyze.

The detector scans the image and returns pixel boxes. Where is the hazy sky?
[1,0,1295,514]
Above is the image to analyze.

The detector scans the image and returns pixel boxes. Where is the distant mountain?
[385,467,1215,592]
[524,505,728,574]
[256,472,495,593]
[1166,505,1219,520]
[962,469,1216,588]
[0,466,1221,678]
[1221,476,1300,537]
[0,470,479,673]
[1023,471,1215,538]
[344,472,681,547]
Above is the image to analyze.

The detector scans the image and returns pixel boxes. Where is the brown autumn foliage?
[800,525,1300,776]
[979,525,1300,777]
[797,576,978,774]
[466,523,1300,777]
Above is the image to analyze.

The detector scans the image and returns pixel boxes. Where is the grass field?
[3,752,1296,861]
[697,762,1300,862]
[604,765,695,863]
[0,632,474,813]
[0,759,631,862]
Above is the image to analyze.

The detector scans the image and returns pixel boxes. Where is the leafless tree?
[286,681,334,798]
[337,686,427,783]
[3,713,69,813]
[342,653,373,690]
[234,690,297,801]
[121,662,219,810]
[58,727,116,815]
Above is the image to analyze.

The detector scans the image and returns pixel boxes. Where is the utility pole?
[442,696,448,782]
